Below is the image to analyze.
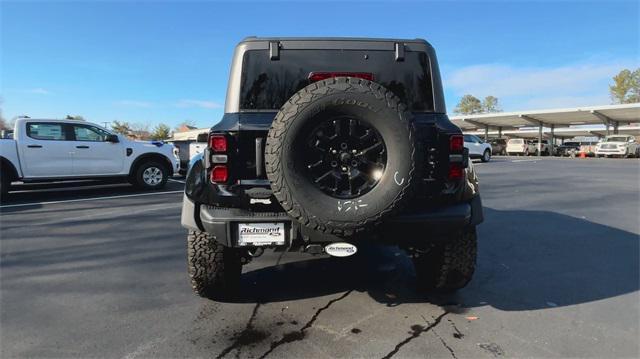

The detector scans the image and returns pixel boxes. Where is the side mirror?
[196,133,208,143]
[106,134,120,143]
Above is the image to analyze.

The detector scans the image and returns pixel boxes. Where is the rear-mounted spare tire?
[265,77,419,236]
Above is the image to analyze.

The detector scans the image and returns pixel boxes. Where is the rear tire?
[187,230,242,299]
[0,173,10,202]
[133,161,168,190]
[412,227,477,292]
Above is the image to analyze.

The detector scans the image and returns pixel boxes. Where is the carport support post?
[484,125,489,141]
[550,124,555,155]
[613,121,619,135]
[538,124,543,157]
[498,126,503,138]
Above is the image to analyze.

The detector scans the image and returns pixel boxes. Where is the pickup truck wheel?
[412,227,477,292]
[187,230,242,299]
[266,77,417,236]
[134,161,168,190]
[0,171,10,202]
[481,149,491,162]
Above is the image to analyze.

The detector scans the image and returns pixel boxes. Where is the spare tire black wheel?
[265,77,419,236]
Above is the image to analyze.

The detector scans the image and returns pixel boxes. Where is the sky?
[1,0,638,129]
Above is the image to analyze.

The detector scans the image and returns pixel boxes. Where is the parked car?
[555,141,581,157]
[173,133,208,175]
[0,118,180,197]
[181,37,483,299]
[555,141,598,157]
[529,139,550,156]
[506,138,530,156]
[489,138,507,156]
[463,135,492,162]
[595,135,639,158]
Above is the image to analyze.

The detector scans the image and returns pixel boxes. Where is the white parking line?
[0,190,183,209]
[168,179,186,184]
[511,159,539,163]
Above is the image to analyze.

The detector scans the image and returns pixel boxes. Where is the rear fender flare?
[0,157,20,181]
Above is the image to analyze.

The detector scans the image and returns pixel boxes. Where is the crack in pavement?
[380,311,448,359]
[216,302,265,359]
[257,290,353,359]
[426,316,457,359]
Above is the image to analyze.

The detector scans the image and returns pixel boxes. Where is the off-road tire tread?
[265,77,416,235]
[187,230,241,299]
[414,227,477,292]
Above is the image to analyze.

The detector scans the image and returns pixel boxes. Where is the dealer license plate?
[238,222,286,246]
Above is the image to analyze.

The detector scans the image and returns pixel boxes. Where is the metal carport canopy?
[450,103,640,130]
[463,125,640,139]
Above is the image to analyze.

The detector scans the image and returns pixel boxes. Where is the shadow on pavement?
[228,207,639,312]
[0,179,184,212]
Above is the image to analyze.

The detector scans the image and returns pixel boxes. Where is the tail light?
[448,163,463,180]
[449,135,464,153]
[209,134,228,183]
[209,135,227,153]
[308,72,374,82]
[210,165,228,183]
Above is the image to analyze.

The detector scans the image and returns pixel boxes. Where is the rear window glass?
[509,139,523,144]
[240,49,434,112]
[26,123,66,140]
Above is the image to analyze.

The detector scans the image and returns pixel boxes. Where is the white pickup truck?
[0,118,180,197]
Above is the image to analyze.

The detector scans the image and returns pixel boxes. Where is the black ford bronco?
[181,37,483,299]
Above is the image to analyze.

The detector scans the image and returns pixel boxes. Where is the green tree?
[151,123,171,140]
[111,120,132,135]
[0,99,7,131]
[609,68,640,104]
[454,94,483,114]
[482,96,502,113]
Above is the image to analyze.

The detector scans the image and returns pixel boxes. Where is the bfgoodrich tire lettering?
[412,227,477,292]
[265,77,418,235]
[187,230,242,299]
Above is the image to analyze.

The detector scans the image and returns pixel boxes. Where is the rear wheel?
[0,171,10,202]
[412,227,477,292]
[133,161,168,190]
[187,230,242,299]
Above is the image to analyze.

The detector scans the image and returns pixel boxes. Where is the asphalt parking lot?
[1,157,639,358]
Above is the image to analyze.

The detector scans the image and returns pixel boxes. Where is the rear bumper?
[182,195,483,247]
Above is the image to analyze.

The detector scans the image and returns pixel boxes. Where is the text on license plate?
[238,222,286,246]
